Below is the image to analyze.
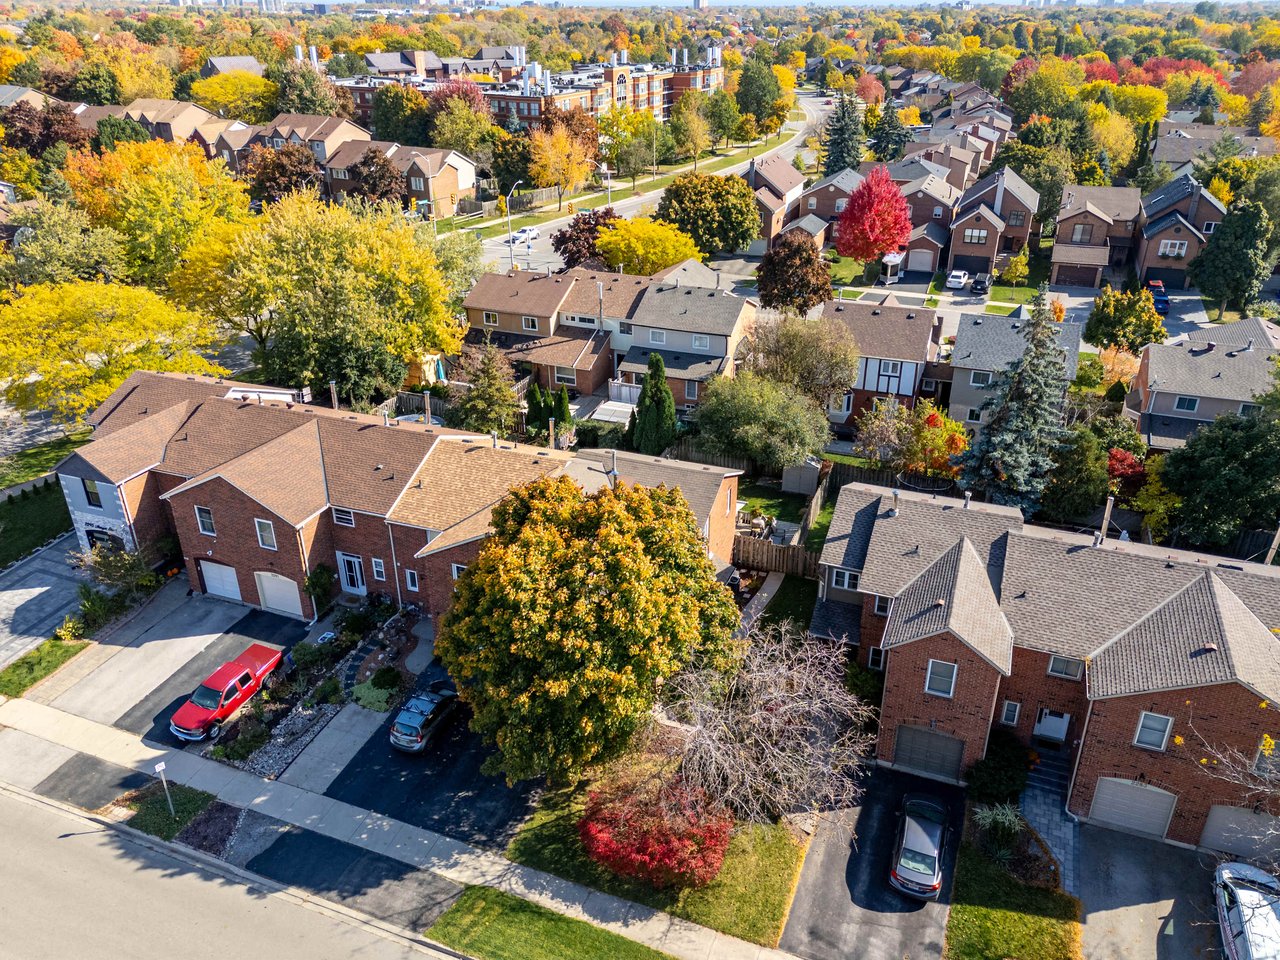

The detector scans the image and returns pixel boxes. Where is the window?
[966,408,982,423]
[482,311,498,326]
[1070,223,1093,244]
[1007,210,1025,227]
[554,366,576,385]
[1159,239,1188,257]
[82,478,103,508]
[874,595,891,616]
[451,563,467,580]
[970,370,992,387]
[195,506,216,537]
[332,167,349,180]
[255,519,277,551]
[521,316,539,332]
[883,360,902,376]
[371,558,385,581]
[1174,396,1199,413]
[831,568,859,591]
[1000,701,1021,726]
[649,329,666,345]
[834,198,848,213]
[1134,711,1173,751]
[932,205,943,219]
[925,659,957,698]
[867,647,886,671]
[405,569,419,592]
[1242,402,1263,416]
[1203,221,1217,234]
[685,381,699,401]
[920,378,938,392]
[332,507,355,527]
[409,176,425,192]
[1047,655,1085,680]
[963,228,988,245]
[692,334,710,350]
[807,197,816,209]
[618,322,633,335]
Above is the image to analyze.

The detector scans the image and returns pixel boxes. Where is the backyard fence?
[665,437,756,474]
[732,536,822,578]
[456,186,565,220]
[824,461,958,504]
[797,466,833,545]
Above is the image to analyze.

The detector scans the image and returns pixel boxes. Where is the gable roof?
[1058,185,1142,223]
[462,270,576,318]
[205,56,265,77]
[815,297,938,362]
[900,173,960,206]
[783,213,829,237]
[804,167,864,196]
[59,400,195,484]
[749,153,805,197]
[629,284,752,337]
[1141,172,1227,221]
[1143,317,1280,403]
[558,267,652,318]
[86,371,294,437]
[565,449,739,530]
[951,312,1082,379]
[1141,209,1205,242]
[959,165,1039,217]
[651,258,720,288]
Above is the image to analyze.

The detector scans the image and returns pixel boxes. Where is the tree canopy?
[595,217,703,276]
[656,172,760,255]
[1188,199,1273,319]
[695,371,831,472]
[756,231,834,315]
[632,352,678,455]
[550,206,620,268]
[834,164,912,261]
[1084,288,1167,353]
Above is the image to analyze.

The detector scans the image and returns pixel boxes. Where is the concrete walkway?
[0,695,800,960]
[0,533,86,671]
[1020,784,1080,897]
[278,703,387,793]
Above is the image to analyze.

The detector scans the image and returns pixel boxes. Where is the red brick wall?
[1069,682,1279,845]
[877,631,1002,774]
[388,523,431,606]
[854,603,888,668]
[707,476,737,564]
[121,471,181,551]
[800,186,850,223]
[422,539,485,617]
[994,647,1091,749]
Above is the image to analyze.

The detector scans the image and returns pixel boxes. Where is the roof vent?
[934,598,946,607]
[872,309,881,316]
[1203,639,1219,653]
[1206,341,1216,351]
[906,313,916,320]
[374,464,383,471]
[975,317,983,325]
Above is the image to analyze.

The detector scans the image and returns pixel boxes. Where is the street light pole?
[506,179,523,272]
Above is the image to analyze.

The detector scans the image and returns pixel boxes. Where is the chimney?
[597,280,604,324]
[329,380,338,409]
[607,448,619,487]
[671,47,677,65]
[382,410,390,426]
[548,417,556,450]
[309,45,319,69]
[1246,338,1255,352]
[491,430,498,449]
[683,48,689,68]
[295,44,304,62]
[889,488,901,517]
[1095,495,1115,547]
[963,491,972,509]
[621,49,629,65]
[611,52,617,67]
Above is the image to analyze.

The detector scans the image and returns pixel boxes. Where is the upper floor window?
[925,659,957,698]
[867,646,886,671]
[831,567,859,591]
[451,563,467,580]
[807,197,816,209]
[874,595,891,616]
[1007,210,1025,227]
[1159,239,1188,257]
[1242,402,1263,416]
[1071,223,1093,244]
[834,198,848,213]
[1134,711,1173,751]
[409,176,425,192]
[963,228,988,245]
[82,478,103,509]
[522,316,539,332]
[1047,655,1084,680]
[649,329,666,345]
[195,506,216,537]
[1204,221,1217,234]
[685,381,699,401]
[883,360,902,376]
[332,508,355,527]
[1174,396,1199,413]
[692,334,710,350]
[618,322,633,335]
[970,370,992,388]
[255,519,277,551]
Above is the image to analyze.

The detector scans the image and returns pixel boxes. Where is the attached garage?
[951,254,990,275]
[893,725,965,782]
[200,560,242,603]
[255,571,304,619]
[906,248,936,273]
[1200,804,1280,862]
[1053,264,1102,287]
[1089,778,1177,837]
[1144,266,1187,289]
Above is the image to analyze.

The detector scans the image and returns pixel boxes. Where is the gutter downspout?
[297,525,316,625]
[1063,700,1092,824]
[387,521,404,610]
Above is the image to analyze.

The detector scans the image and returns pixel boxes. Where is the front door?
[337,553,366,596]
[1034,708,1070,743]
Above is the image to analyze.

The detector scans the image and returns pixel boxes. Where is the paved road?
[780,768,963,960]
[480,90,830,274]
[0,788,435,960]
[0,533,85,670]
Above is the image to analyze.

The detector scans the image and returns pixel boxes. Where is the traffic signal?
[567,202,576,214]
[449,192,457,205]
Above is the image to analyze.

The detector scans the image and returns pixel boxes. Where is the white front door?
[337,553,366,596]
[1033,708,1070,742]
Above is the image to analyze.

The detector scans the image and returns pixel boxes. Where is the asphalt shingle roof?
[566,449,738,530]
[1141,173,1227,221]
[1145,317,1280,403]
[617,345,730,380]
[810,598,862,643]
[816,298,937,362]
[629,285,752,337]
[950,313,1083,380]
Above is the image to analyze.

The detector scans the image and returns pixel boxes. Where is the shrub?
[966,728,1031,804]
[216,716,269,762]
[351,679,396,712]
[1073,354,1104,390]
[845,658,884,709]
[371,665,401,690]
[290,641,326,673]
[77,584,130,631]
[304,563,337,606]
[54,615,85,643]
[578,776,734,890]
[311,675,343,705]
[1104,380,1128,403]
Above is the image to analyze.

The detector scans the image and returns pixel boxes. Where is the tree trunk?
[1217,300,1225,322]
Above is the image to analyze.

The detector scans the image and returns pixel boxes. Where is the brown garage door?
[1055,265,1100,287]
[894,725,965,782]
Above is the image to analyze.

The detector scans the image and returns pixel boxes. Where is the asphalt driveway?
[0,533,85,670]
[323,666,540,853]
[780,768,963,960]
[1079,824,1221,960]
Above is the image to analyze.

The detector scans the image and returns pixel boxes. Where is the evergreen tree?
[633,353,677,455]
[554,385,572,434]
[823,95,864,177]
[955,287,1069,513]
[870,106,913,162]
[449,337,520,435]
[526,380,546,433]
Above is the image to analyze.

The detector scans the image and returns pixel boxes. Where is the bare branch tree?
[662,622,877,826]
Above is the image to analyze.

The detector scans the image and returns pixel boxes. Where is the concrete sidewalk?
[278,703,386,793]
[0,696,800,960]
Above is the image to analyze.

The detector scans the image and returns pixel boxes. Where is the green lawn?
[944,843,1082,960]
[739,482,808,524]
[0,430,90,489]
[0,638,90,698]
[805,501,836,551]
[927,272,947,295]
[0,484,72,567]
[123,782,216,841]
[760,576,820,631]
[506,787,806,946]
[1201,298,1245,324]
[925,297,941,308]
[821,452,877,467]
[989,256,1051,304]
[827,256,870,286]
[429,887,675,960]
[984,304,1017,316]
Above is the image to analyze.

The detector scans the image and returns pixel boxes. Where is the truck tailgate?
[233,643,283,678]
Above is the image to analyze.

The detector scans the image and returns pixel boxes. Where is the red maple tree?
[833,165,912,262]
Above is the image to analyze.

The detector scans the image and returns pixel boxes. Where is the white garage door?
[894,725,965,782]
[1089,778,1176,837]
[906,248,935,273]
[1201,804,1280,862]
[200,561,241,603]
[255,572,304,619]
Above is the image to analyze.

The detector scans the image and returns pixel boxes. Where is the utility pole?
[506,179,523,272]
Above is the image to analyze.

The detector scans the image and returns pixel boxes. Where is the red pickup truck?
[170,643,283,742]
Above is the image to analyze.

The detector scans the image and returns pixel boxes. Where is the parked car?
[511,226,540,244]
[170,644,283,742]
[1214,861,1280,960]
[824,98,834,104]
[889,793,950,900]
[945,270,970,290]
[390,684,459,753]
[1147,279,1170,315]
[970,273,993,296]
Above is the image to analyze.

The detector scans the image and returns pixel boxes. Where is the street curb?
[0,780,471,960]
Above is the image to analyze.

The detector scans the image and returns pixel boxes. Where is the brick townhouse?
[947,166,1040,276]
[56,372,740,624]
[811,482,1280,858]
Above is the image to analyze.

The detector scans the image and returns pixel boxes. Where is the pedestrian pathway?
[1020,749,1080,897]
[0,695,800,960]
[278,703,385,793]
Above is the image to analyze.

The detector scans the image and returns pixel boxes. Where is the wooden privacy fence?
[824,461,957,504]
[665,437,755,474]
[732,536,821,578]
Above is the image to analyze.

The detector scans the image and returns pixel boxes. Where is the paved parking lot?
[0,534,86,670]
[1080,825,1221,960]
[780,768,963,960]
